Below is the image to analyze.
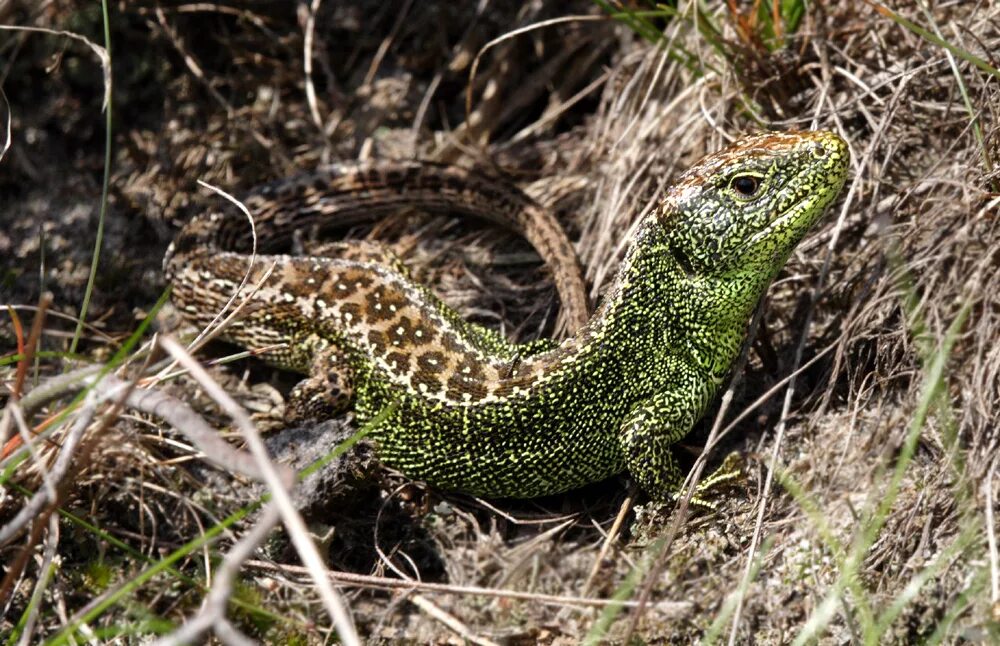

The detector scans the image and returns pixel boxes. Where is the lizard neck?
[548,216,771,383]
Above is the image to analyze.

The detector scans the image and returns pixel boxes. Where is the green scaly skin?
[167,131,849,500]
[361,131,847,498]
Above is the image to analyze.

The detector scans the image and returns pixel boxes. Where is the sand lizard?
[164,132,849,499]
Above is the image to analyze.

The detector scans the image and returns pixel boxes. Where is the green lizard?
[164,131,849,499]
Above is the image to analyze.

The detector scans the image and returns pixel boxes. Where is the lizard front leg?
[618,369,714,501]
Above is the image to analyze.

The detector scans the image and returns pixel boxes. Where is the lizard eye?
[730,174,761,199]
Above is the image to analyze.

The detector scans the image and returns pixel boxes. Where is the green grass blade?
[868,2,1000,81]
[68,0,114,359]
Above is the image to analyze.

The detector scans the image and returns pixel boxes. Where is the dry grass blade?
[0,24,111,109]
[243,560,694,614]
[157,335,361,646]
[409,595,499,646]
[0,84,10,164]
[14,514,60,646]
[301,0,326,137]
[0,395,96,549]
[153,502,282,646]
[986,458,999,607]
[581,489,633,597]
[464,14,607,134]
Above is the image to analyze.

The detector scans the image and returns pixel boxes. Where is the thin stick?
[153,502,282,646]
[158,336,362,646]
[986,456,999,605]
[465,15,607,122]
[410,595,499,646]
[244,560,694,614]
[581,490,634,597]
[0,84,10,165]
[0,397,96,547]
[16,514,60,646]
[302,0,324,133]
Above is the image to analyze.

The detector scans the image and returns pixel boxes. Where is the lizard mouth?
[745,158,847,253]
[743,191,815,251]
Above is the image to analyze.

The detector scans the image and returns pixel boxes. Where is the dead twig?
[244,559,694,615]
[157,335,361,646]
[153,501,282,646]
[581,488,634,597]
[409,595,500,646]
[0,395,97,548]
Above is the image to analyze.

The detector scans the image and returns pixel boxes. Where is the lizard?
[163,131,849,500]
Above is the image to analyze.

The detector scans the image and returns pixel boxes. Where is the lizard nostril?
[810,142,827,159]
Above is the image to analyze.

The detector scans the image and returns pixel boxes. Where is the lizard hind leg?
[286,345,356,423]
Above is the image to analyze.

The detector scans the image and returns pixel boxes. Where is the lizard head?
[659,130,849,282]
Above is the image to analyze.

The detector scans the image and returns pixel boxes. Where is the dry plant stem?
[5,365,103,422]
[179,180,259,348]
[374,484,418,580]
[2,304,117,344]
[302,0,324,135]
[170,258,278,368]
[16,513,60,646]
[711,340,839,447]
[9,365,281,484]
[153,501,282,646]
[0,407,11,458]
[0,367,293,644]
[987,457,999,605]
[0,25,110,106]
[0,394,97,547]
[157,335,362,646]
[1,361,286,557]
[509,68,611,144]
[16,293,52,397]
[9,404,59,501]
[409,595,500,646]
[0,397,95,610]
[464,15,607,122]
[727,172,862,646]
[465,495,579,526]
[0,84,11,163]
[96,373,282,483]
[362,0,413,87]
[245,560,694,615]
[153,180,279,383]
[581,489,635,597]
[0,502,51,619]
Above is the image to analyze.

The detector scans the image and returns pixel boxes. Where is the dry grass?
[1,0,998,643]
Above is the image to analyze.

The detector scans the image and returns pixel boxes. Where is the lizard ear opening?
[670,242,695,276]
